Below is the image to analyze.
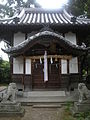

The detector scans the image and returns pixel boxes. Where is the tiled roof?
[0,8,90,25]
[2,30,89,56]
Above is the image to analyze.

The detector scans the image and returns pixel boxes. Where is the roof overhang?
[2,30,89,57]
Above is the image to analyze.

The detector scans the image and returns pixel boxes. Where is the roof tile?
[0,8,90,25]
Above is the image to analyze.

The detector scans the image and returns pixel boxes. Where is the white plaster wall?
[61,60,67,74]
[25,59,31,74]
[65,32,77,45]
[69,57,78,73]
[13,57,23,74]
[14,32,25,46]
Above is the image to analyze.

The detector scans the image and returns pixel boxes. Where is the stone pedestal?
[71,101,90,116]
[0,102,25,117]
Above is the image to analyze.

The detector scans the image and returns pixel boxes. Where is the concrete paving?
[0,106,64,120]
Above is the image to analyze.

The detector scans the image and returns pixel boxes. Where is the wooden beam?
[25,55,72,60]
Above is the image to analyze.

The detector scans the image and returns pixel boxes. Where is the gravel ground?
[0,106,64,120]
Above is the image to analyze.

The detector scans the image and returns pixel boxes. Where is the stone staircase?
[17,90,78,105]
[23,91,66,97]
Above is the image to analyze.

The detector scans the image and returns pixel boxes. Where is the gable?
[14,32,25,46]
[3,30,88,56]
[65,32,76,45]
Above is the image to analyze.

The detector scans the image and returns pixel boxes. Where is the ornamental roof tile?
[0,8,90,25]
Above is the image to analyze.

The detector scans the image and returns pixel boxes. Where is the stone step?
[17,96,74,106]
[33,104,62,108]
[23,91,66,97]
[17,90,78,105]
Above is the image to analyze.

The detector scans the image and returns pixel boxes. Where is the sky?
[0,0,68,8]
[0,41,9,61]
[0,0,68,61]
[36,0,68,9]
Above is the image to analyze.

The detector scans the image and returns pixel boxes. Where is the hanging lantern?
[50,57,53,64]
[40,57,42,64]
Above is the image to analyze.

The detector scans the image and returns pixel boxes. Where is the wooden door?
[32,59,61,89]
[32,60,45,89]
[47,60,61,88]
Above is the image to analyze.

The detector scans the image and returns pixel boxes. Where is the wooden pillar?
[67,59,70,90]
[78,57,81,73]
[59,59,61,87]
[78,57,82,81]
[10,56,13,82]
[30,59,33,91]
[23,56,25,91]
[67,59,69,74]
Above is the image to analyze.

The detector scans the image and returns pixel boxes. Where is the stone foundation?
[71,101,90,116]
[0,102,25,117]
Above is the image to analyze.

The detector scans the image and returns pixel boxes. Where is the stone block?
[0,102,25,117]
[71,102,90,116]
[74,102,90,112]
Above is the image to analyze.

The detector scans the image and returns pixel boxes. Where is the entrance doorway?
[32,59,61,89]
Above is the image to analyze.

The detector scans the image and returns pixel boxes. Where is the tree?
[68,0,90,18]
[0,0,90,18]
[0,0,24,18]
[67,0,90,75]
[0,57,11,83]
[0,0,40,18]
[68,0,86,16]
[84,0,90,17]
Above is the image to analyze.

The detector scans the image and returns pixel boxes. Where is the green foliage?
[65,102,73,111]
[0,0,41,18]
[68,0,90,18]
[87,57,90,75]
[64,102,90,120]
[0,57,11,83]
[64,117,76,120]
[1,0,90,18]
[68,0,86,16]
[75,111,90,120]
[85,0,90,17]
[82,69,87,76]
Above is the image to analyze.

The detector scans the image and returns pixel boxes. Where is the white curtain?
[25,59,31,74]
[44,51,48,82]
